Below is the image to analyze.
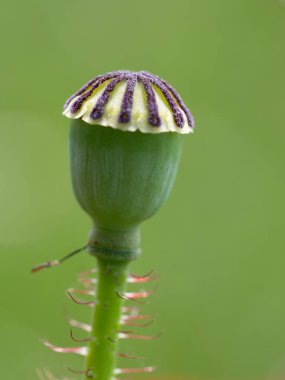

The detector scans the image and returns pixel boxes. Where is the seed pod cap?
[63,71,194,134]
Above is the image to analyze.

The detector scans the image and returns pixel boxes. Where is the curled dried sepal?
[67,366,95,378]
[67,287,95,296]
[42,340,88,356]
[118,331,161,340]
[69,318,92,333]
[31,260,60,273]
[121,314,153,322]
[121,319,154,328]
[31,245,87,273]
[70,328,91,343]
[67,291,96,306]
[117,352,145,360]
[116,290,150,304]
[128,271,158,283]
[114,366,156,374]
[125,289,155,299]
[63,71,194,134]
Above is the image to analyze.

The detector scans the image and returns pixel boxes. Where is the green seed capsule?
[64,71,194,261]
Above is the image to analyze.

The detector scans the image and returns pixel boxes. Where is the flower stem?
[85,257,130,380]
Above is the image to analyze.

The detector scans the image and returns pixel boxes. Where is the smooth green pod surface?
[69,119,183,259]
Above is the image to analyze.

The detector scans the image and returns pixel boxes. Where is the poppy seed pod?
[63,71,194,261]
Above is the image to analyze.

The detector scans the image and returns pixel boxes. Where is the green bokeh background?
[1,0,285,379]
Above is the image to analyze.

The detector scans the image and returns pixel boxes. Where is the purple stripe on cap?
[118,74,137,124]
[70,72,118,114]
[143,72,194,128]
[141,72,184,128]
[90,74,127,121]
[64,78,97,110]
[161,80,194,128]
[138,74,161,127]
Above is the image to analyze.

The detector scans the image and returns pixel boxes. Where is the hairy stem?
[85,257,129,380]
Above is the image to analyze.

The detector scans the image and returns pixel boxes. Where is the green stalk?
[85,257,129,380]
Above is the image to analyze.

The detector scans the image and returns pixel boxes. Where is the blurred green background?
[1,0,285,379]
